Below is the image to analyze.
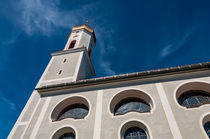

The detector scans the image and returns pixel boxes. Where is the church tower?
[9,22,210,139]
[37,22,96,88]
[8,23,97,139]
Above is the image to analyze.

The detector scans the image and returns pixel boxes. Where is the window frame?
[114,97,151,116]
[109,89,154,116]
[204,121,210,138]
[58,132,75,139]
[123,127,147,139]
[178,90,210,108]
[57,103,89,120]
[51,96,90,122]
[119,120,150,139]
[69,40,76,49]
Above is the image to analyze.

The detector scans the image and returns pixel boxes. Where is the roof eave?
[35,62,210,93]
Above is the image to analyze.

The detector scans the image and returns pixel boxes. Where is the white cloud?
[0,37,17,71]
[17,0,95,36]
[0,91,16,111]
[160,31,191,58]
[11,0,116,75]
[100,60,116,75]
[94,26,116,75]
[1,38,16,45]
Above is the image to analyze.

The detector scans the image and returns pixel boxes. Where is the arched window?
[204,122,210,138]
[120,121,149,139]
[69,40,76,49]
[58,104,88,120]
[59,133,75,139]
[52,127,76,139]
[110,90,153,116]
[124,127,147,139]
[51,96,89,121]
[178,90,210,108]
[114,98,151,115]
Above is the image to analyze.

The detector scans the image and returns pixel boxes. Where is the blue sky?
[1,0,210,138]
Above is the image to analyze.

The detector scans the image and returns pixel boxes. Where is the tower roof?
[71,24,96,42]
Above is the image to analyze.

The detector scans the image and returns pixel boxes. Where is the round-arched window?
[59,133,75,139]
[52,127,76,139]
[178,90,210,108]
[110,89,153,116]
[120,121,149,139]
[51,96,89,121]
[69,40,76,49]
[58,104,88,120]
[114,98,151,115]
[124,127,147,139]
[204,122,210,138]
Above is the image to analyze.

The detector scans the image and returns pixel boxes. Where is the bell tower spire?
[36,23,96,88]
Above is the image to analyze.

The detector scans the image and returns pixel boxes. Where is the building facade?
[8,24,210,139]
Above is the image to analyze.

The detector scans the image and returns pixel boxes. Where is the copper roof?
[70,24,96,42]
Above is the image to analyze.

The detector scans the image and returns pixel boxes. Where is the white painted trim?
[155,83,182,139]
[30,97,51,139]
[93,90,103,139]
[118,119,153,139]
[108,88,156,117]
[64,36,72,50]
[18,122,28,125]
[50,125,78,139]
[41,76,74,83]
[173,80,210,110]
[20,96,41,139]
[75,30,83,49]
[199,112,210,139]
[8,91,37,139]
[19,92,36,122]
[73,51,83,81]
[64,30,82,50]
[49,94,91,123]
[36,57,55,87]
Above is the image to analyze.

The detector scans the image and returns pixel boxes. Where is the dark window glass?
[114,98,151,115]
[69,40,76,49]
[124,127,147,139]
[58,70,62,75]
[58,104,88,120]
[204,122,210,138]
[178,90,210,108]
[59,133,75,139]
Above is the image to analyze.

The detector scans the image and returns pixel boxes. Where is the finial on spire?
[86,20,89,25]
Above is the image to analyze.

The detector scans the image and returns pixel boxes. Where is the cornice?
[36,62,210,93]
